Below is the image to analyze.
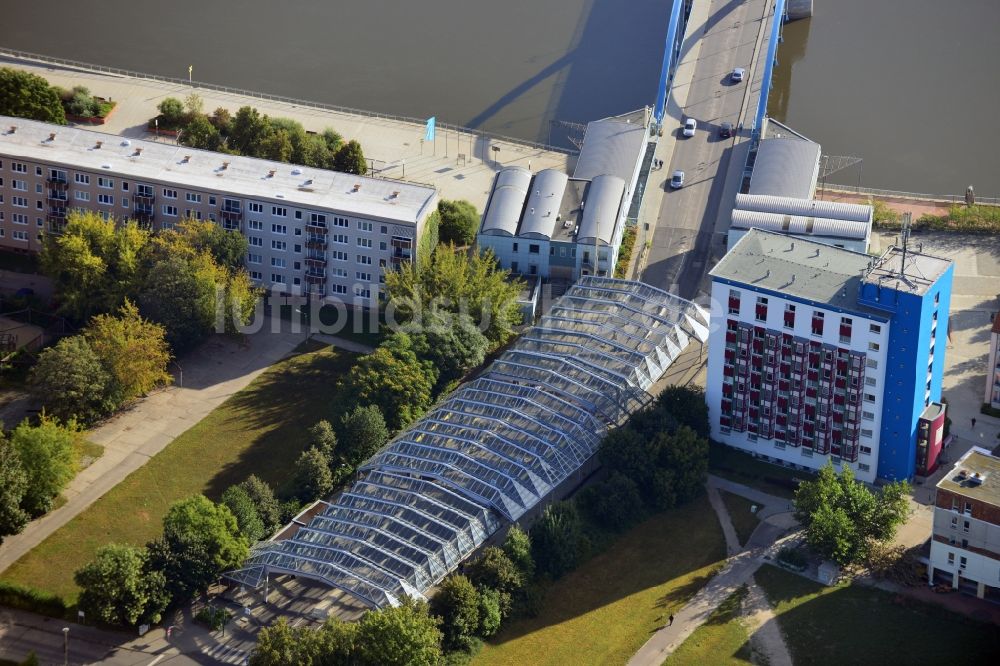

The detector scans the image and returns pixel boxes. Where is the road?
[642,0,772,301]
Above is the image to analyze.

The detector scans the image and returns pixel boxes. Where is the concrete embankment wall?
[787,0,813,20]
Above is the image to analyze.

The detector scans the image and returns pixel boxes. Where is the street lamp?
[491,145,500,167]
[62,626,69,666]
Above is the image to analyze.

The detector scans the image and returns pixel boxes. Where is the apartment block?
[985,313,1000,409]
[0,117,438,304]
[706,229,953,483]
[928,447,1000,601]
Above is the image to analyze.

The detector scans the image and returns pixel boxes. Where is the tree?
[149,495,248,601]
[477,587,502,638]
[340,334,436,431]
[339,405,390,466]
[138,254,218,354]
[40,211,150,321]
[0,435,29,545]
[210,107,233,134]
[652,386,710,439]
[501,525,534,583]
[239,475,282,534]
[309,420,339,461]
[221,485,266,542]
[794,463,911,566]
[437,200,480,246]
[293,447,334,501]
[10,417,79,516]
[157,97,186,125]
[229,106,271,156]
[576,472,644,531]
[178,113,223,151]
[658,426,709,505]
[30,336,114,424]
[333,140,367,175]
[408,311,489,392]
[74,544,168,626]
[250,618,325,666]
[531,501,585,580]
[260,128,293,162]
[84,300,172,408]
[354,598,442,666]
[184,93,204,116]
[385,246,522,349]
[0,68,66,124]
[151,218,249,275]
[467,546,522,604]
[430,575,480,651]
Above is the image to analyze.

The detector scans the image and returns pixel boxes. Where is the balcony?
[306,236,328,250]
[220,209,243,223]
[46,176,69,190]
[133,210,155,229]
[305,270,326,284]
[46,192,69,205]
[306,221,328,235]
[133,192,155,206]
[47,216,67,234]
[305,255,327,269]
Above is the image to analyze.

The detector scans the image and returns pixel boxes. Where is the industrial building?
[728,193,872,253]
[0,116,438,304]
[477,112,649,280]
[226,276,709,608]
[928,447,1000,601]
[706,228,953,483]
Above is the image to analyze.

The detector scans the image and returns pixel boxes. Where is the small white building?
[928,447,1000,601]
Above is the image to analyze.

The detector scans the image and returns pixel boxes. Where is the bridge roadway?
[641,0,774,302]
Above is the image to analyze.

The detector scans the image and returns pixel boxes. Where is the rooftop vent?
[47,132,56,142]
[183,155,191,163]
[134,147,143,156]
[353,183,361,192]
[291,168,303,176]
[7,125,15,134]
[304,179,313,186]
[268,170,276,178]
[221,161,230,170]
[121,139,131,147]
[391,190,400,199]
[95,141,103,149]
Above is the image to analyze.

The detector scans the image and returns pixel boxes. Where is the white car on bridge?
[682,118,697,137]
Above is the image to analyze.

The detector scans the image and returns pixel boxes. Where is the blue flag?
[425,116,436,142]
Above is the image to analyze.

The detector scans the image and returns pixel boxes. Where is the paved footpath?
[0,54,572,208]
[0,318,310,575]
[628,476,797,666]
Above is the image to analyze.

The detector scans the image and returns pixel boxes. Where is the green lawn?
[473,501,727,666]
[0,340,356,603]
[669,586,753,666]
[278,303,384,348]
[709,443,810,499]
[755,564,1000,665]
[719,491,761,548]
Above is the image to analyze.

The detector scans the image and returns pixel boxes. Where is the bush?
[871,199,900,227]
[430,575,480,651]
[437,200,480,246]
[477,587,503,636]
[575,472,644,531]
[0,580,68,618]
[194,605,232,631]
[157,97,186,125]
[531,501,586,580]
[777,546,808,570]
[614,225,638,278]
[981,403,1000,418]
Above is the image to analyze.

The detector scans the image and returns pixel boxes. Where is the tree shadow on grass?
[199,341,358,499]
[484,501,728,655]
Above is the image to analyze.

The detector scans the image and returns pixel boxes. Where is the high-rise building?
[985,313,1000,410]
[928,447,1000,600]
[706,228,953,482]
[0,117,438,304]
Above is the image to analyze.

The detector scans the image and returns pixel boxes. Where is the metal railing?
[823,184,1000,206]
[0,46,578,157]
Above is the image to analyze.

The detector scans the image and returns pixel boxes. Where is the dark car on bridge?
[719,122,733,138]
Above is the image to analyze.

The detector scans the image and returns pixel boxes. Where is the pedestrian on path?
[668,614,674,626]
[971,417,977,429]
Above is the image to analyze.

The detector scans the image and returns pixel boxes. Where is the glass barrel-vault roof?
[224,277,708,608]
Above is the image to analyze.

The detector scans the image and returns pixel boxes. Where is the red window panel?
[756,304,768,319]
[832,431,843,444]
[805,405,816,419]
[777,397,788,410]
[812,317,824,335]
[723,366,735,377]
[775,430,786,441]
[804,424,815,435]
[778,380,790,392]
[835,377,846,389]
[784,311,795,328]
[833,394,846,406]
[720,416,731,427]
[725,331,737,343]
[837,359,848,373]
[722,383,733,395]
[750,390,760,402]
[754,326,765,336]
[729,296,741,310]
[807,369,819,382]
[839,324,852,338]
[832,412,844,424]
[752,340,764,353]
[806,387,817,399]
[776,414,787,426]
[748,424,758,434]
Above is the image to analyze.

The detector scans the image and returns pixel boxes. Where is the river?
[770,0,1000,194]
[2,0,996,194]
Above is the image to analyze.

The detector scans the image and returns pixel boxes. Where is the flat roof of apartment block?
[937,447,1000,508]
[0,116,436,224]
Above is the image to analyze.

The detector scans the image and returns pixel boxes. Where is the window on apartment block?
[811,311,825,336]
[12,162,27,173]
[963,520,970,533]
[272,206,287,217]
[98,177,114,189]
[272,224,287,235]
[358,220,373,232]
[755,296,768,322]
[728,289,741,315]
[959,556,967,570]
[839,317,852,343]
[271,258,286,269]
[162,188,177,199]
[357,238,372,248]
[271,273,285,284]
[249,202,264,213]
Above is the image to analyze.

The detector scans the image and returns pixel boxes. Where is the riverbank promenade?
[0,52,573,208]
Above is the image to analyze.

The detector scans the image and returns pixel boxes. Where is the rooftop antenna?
[899,212,912,277]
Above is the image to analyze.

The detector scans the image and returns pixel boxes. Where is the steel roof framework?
[225,277,708,608]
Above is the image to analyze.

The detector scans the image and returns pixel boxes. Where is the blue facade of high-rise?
[859,263,954,481]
